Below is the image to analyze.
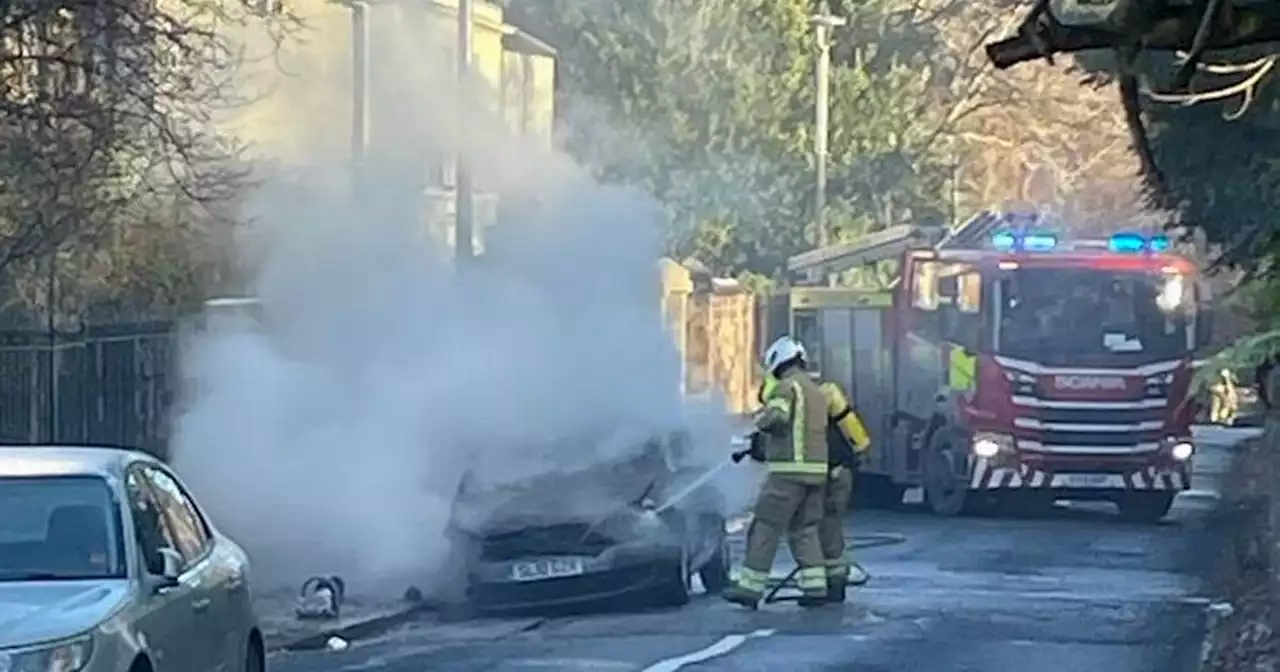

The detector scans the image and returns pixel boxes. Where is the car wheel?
[923,431,968,516]
[698,537,731,595]
[655,548,691,607]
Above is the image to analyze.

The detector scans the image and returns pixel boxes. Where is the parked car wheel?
[655,548,692,607]
[698,538,731,595]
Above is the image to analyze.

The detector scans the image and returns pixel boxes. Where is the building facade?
[221,0,556,253]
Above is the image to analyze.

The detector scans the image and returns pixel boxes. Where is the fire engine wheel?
[1116,492,1176,524]
[923,435,972,517]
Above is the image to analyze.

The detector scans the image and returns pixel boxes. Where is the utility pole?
[455,0,476,261]
[810,8,845,286]
[351,1,369,200]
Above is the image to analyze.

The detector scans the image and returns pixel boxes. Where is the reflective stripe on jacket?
[759,374,871,470]
[755,370,829,476]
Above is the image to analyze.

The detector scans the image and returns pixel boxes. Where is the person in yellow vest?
[756,344,871,603]
[724,336,830,609]
[816,378,871,602]
[1209,368,1239,425]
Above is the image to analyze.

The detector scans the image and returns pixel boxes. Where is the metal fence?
[0,322,178,457]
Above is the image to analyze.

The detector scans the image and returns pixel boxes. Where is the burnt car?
[447,432,731,612]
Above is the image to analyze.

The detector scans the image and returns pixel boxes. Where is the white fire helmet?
[763,336,807,374]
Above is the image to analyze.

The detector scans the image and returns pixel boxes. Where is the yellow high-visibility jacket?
[754,370,830,479]
[760,373,870,469]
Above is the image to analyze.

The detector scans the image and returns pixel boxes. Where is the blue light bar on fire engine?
[1109,232,1171,254]
[991,230,1058,252]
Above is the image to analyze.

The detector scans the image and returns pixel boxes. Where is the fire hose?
[648,441,909,603]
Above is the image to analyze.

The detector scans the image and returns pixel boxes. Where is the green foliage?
[1145,92,1280,274]
[505,0,959,277]
[1199,278,1280,389]
[735,270,780,296]
[1094,55,1280,372]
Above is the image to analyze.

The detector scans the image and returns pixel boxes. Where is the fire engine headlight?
[971,433,1012,458]
[1169,441,1194,461]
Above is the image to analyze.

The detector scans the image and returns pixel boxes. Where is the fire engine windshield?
[993,267,1194,366]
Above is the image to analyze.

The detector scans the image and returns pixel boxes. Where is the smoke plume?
[170,7,757,593]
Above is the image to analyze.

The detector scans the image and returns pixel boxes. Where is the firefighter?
[817,378,871,603]
[756,345,872,603]
[724,336,830,609]
[1210,368,1239,425]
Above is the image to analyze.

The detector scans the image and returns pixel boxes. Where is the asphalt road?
[270,427,1255,672]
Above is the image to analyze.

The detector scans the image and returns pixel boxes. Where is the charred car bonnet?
[446,433,731,612]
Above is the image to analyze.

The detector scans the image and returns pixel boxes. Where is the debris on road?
[257,584,428,652]
[296,575,346,620]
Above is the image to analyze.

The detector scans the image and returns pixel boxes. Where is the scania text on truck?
[770,210,1212,522]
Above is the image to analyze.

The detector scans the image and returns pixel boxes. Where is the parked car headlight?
[0,635,93,672]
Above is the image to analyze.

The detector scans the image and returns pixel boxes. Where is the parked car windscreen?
[0,475,127,580]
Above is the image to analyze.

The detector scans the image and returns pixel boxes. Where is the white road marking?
[639,629,776,672]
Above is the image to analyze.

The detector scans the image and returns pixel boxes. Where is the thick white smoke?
[171,9,757,593]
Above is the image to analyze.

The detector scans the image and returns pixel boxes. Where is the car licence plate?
[510,557,586,582]
[1064,473,1110,487]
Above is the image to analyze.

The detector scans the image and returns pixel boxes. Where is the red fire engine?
[771,211,1212,522]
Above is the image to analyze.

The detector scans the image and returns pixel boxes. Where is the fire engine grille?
[1012,399,1169,453]
[1029,428,1163,447]
[1031,406,1161,425]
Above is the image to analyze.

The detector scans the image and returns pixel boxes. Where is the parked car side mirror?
[155,548,183,588]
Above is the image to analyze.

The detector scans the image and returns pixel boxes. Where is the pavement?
[265,426,1256,672]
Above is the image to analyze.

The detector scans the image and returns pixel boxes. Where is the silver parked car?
[0,446,263,672]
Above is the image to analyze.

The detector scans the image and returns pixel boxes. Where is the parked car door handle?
[192,597,212,612]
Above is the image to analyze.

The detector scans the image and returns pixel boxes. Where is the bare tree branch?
[1144,55,1278,121]
[0,0,294,281]
[985,3,1280,70]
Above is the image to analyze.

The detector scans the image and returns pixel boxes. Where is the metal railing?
[0,322,177,457]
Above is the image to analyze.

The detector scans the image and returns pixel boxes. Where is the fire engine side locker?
[787,288,902,502]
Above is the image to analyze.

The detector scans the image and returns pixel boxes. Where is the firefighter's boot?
[721,584,760,610]
[825,580,847,604]
[797,594,829,608]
